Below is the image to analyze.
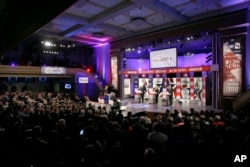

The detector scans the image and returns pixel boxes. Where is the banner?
[111,56,118,89]
[123,65,210,74]
[124,78,131,95]
[222,37,242,96]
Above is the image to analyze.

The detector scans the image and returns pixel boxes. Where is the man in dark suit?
[167,85,173,105]
[139,82,147,103]
[154,85,159,103]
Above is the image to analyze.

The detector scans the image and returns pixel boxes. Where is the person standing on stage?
[139,82,147,103]
[104,85,109,94]
[167,85,173,105]
[154,85,159,104]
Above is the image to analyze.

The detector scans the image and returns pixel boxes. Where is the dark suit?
[168,86,173,105]
[139,85,147,103]
[154,88,159,103]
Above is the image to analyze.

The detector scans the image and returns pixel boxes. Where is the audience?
[0,89,249,167]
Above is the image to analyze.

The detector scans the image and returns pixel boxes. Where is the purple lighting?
[11,63,15,67]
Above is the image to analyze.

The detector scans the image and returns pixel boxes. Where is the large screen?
[149,48,177,68]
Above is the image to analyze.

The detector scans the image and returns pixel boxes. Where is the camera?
[79,129,84,135]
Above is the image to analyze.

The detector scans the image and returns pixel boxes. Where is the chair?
[159,88,170,105]
[159,88,167,99]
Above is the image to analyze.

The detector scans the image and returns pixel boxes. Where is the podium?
[148,89,156,104]
[134,90,142,103]
[160,92,171,106]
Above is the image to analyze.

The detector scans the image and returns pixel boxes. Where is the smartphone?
[80,129,84,135]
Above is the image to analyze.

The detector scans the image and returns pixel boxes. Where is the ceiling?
[33,0,250,46]
[2,0,250,56]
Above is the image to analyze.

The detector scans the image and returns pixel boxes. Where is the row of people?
[138,82,173,105]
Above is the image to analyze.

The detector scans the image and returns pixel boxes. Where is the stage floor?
[120,97,218,116]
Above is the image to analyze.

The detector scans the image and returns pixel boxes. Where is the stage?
[119,97,218,116]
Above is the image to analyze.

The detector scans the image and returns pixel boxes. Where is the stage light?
[86,68,90,72]
[44,41,53,47]
[122,58,127,69]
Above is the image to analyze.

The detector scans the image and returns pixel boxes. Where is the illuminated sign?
[41,66,66,74]
[79,77,89,83]
[122,66,210,74]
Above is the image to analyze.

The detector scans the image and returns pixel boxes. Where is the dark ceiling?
[1,0,250,57]
[0,0,77,55]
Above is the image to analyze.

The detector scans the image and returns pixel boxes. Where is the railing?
[0,65,85,77]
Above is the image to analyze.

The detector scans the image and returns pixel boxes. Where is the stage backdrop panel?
[153,78,163,91]
[193,77,203,101]
[138,78,149,88]
[180,78,190,100]
[134,77,139,89]
[124,78,131,96]
[168,78,177,98]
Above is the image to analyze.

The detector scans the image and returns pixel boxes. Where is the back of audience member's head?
[139,116,146,125]
[152,122,164,132]
[84,144,97,161]
[144,147,158,166]
[56,119,66,130]
[87,118,95,126]
[165,109,170,115]
[32,125,42,139]
[127,111,132,117]
[108,144,124,163]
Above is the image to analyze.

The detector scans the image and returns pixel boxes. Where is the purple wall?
[126,53,211,70]
[94,43,111,85]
